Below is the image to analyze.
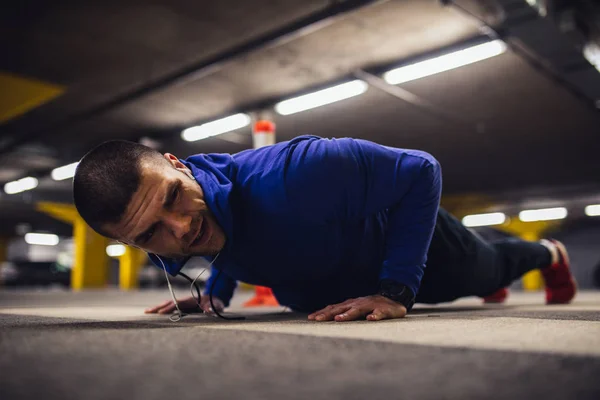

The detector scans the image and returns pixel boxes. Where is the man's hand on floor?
[145,295,224,315]
[308,295,407,322]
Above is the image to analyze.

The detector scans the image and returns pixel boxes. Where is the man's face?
[104,154,226,258]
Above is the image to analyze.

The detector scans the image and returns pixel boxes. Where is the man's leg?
[416,208,574,304]
[483,236,552,290]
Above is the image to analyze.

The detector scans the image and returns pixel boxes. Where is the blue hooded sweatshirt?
[149,135,441,312]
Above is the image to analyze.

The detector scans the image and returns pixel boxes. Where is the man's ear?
[164,153,195,180]
[163,153,182,168]
[164,153,191,173]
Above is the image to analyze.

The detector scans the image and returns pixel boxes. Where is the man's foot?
[482,288,509,303]
[540,239,577,304]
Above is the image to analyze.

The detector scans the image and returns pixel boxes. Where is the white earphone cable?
[189,252,220,311]
[157,252,222,322]
[156,255,185,322]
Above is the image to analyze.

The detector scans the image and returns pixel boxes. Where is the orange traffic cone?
[244,286,280,307]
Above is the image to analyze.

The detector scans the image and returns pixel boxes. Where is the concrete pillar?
[243,119,279,307]
[252,119,276,148]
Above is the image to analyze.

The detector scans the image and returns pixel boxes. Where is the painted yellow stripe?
[0,72,65,123]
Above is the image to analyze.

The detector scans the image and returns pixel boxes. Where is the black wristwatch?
[378,279,416,312]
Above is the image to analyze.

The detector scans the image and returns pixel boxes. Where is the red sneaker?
[482,287,509,303]
[541,239,577,304]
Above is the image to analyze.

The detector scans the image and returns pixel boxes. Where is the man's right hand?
[145,295,225,315]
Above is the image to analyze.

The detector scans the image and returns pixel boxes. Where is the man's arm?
[284,137,441,319]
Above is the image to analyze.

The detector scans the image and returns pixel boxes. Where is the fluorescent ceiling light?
[274,80,368,115]
[462,212,506,228]
[583,43,600,73]
[106,244,126,257]
[24,233,59,246]
[383,40,507,85]
[51,162,79,181]
[585,204,600,217]
[4,176,38,195]
[181,113,251,142]
[519,207,567,222]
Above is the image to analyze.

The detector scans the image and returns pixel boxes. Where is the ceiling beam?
[0,0,388,157]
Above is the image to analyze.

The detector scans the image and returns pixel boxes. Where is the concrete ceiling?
[0,0,599,235]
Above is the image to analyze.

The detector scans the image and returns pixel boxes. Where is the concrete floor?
[1,288,600,400]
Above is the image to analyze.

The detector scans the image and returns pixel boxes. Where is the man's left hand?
[308,295,407,322]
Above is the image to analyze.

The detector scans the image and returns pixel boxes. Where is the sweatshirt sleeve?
[283,136,442,296]
[204,268,237,307]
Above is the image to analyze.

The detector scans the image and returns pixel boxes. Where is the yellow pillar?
[496,219,559,291]
[119,246,147,290]
[72,219,109,290]
[37,202,109,290]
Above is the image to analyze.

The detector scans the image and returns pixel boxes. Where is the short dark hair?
[73,140,165,238]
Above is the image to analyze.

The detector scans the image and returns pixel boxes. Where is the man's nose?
[165,213,192,239]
